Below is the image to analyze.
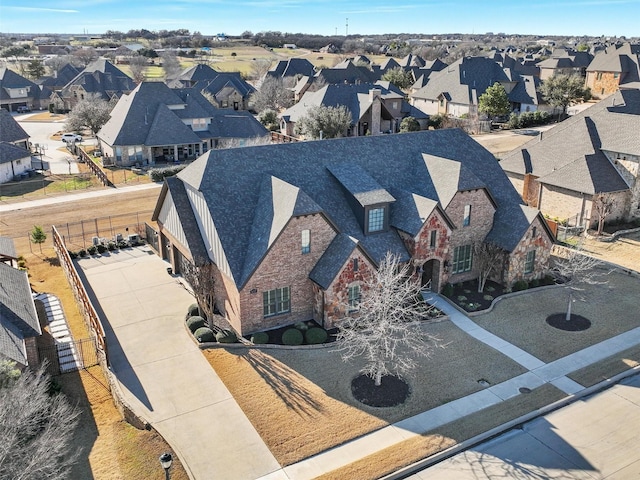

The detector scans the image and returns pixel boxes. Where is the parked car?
[61,133,82,143]
[16,106,31,113]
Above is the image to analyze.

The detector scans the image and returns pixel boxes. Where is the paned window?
[301,229,310,254]
[263,287,290,317]
[348,285,361,311]
[525,250,536,274]
[463,204,472,227]
[353,258,359,271]
[368,207,385,233]
[452,245,473,274]
[429,230,437,248]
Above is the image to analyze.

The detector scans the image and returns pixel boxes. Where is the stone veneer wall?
[505,216,554,286]
[585,71,621,99]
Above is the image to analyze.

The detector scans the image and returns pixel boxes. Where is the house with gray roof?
[410,56,551,118]
[0,238,41,368]
[280,83,427,138]
[265,58,315,81]
[97,81,269,166]
[537,48,593,80]
[0,110,31,183]
[50,59,136,111]
[585,43,640,99]
[0,67,43,112]
[152,130,553,335]
[36,63,81,100]
[500,88,640,228]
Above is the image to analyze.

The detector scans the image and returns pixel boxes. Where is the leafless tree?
[335,253,442,387]
[45,55,74,75]
[128,54,148,83]
[249,58,273,82]
[180,258,228,331]
[551,244,610,321]
[592,193,616,236]
[0,361,80,480]
[65,93,113,135]
[160,51,181,80]
[73,47,98,67]
[473,242,505,293]
[249,76,294,113]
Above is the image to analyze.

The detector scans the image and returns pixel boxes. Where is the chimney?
[369,88,382,136]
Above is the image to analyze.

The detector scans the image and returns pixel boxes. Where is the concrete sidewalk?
[76,247,280,480]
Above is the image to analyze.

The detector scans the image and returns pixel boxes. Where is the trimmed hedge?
[305,327,328,345]
[216,329,238,344]
[187,303,200,317]
[282,328,303,346]
[294,321,309,331]
[251,332,269,344]
[512,280,529,292]
[194,327,215,343]
[186,315,206,333]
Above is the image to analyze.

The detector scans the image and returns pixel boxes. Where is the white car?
[61,133,82,143]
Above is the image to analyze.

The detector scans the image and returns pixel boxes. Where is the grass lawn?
[473,268,640,363]
[204,320,527,466]
[568,345,640,387]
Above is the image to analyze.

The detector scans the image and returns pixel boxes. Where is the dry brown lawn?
[205,320,527,466]
[474,268,640,363]
[568,345,640,388]
[472,130,541,158]
[582,231,640,272]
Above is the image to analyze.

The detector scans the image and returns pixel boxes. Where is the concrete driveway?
[76,246,280,480]
[406,373,640,479]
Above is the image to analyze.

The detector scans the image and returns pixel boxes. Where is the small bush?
[294,321,309,331]
[456,295,467,302]
[186,315,206,332]
[512,280,529,292]
[529,278,540,288]
[87,245,97,255]
[442,283,454,298]
[117,240,129,249]
[18,259,27,268]
[194,327,215,343]
[78,249,87,257]
[68,251,78,259]
[187,303,200,317]
[216,329,238,343]
[251,332,269,344]
[483,294,494,301]
[485,285,496,292]
[149,165,187,182]
[282,328,303,346]
[467,302,480,311]
[305,327,328,345]
[96,243,107,254]
[107,241,116,251]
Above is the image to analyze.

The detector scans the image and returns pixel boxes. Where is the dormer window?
[367,207,385,233]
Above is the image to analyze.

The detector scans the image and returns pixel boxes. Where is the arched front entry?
[421,259,441,292]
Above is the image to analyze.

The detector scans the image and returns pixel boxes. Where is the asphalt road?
[405,373,640,479]
[16,113,81,174]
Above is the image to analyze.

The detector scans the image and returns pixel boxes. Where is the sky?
[1,0,639,38]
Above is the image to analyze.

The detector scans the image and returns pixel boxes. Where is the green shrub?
[78,249,87,257]
[117,240,128,249]
[442,283,454,298]
[282,328,303,346]
[87,245,97,255]
[68,251,78,259]
[149,165,187,182]
[529,278,540,288]
[483,294,494,301]
[512,280,529,292]
[186,315,206,332]
[216,329,238,343]
[107,241,116,251]
[295,321,309,331]
[17,259,27,268]
[96,243,107,254]
[485,285,496,292]
[194,327,215,343]
[456,295,467,302]
[251,332,269,344]
[305,327,328,345]
[187,303,200,317]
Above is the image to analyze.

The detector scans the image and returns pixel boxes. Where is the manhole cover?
[519,387,532,394]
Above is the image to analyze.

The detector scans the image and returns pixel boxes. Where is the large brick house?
[585,43,640,99]
[152,130,553,335]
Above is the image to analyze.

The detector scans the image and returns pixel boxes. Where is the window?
[452,245,473,274]
[368,207,385,233]
[463,205,472,227]
[525,250,536,274]
[532,226,537,238]
[613,72,619,79]
[348,285,361,311]
[596,72,603,80]
[353,258,359,271]
[263,287,290,317]
[429,230,437,248]
[301,229,310,254]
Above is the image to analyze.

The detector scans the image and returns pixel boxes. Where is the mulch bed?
[546,313,592,331]
[445,279,506,312]
[244,320,337,345]
[351,374,410,407]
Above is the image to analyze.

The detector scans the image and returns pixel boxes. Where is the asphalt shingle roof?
[171,129,532,288]
[309,234,358,290]
[0,109,29,143]
[0,142,31,165]
[0,68,42,103]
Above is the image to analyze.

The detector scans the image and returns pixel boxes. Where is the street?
[404,373,640,479]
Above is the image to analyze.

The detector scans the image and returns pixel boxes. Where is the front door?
[421,259,441,292]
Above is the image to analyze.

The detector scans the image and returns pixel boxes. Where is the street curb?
[380,366,640,480]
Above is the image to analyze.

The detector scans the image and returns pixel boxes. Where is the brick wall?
[24,336,40,368]
[445,189,496,283]
[539,185,589,224]
[586,71,621,99]
[505,216,554,286]
[239,214,337,335]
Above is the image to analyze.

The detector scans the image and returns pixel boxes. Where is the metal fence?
[38,337,99,376]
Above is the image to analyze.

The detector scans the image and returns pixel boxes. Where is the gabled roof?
[422,153,488,208]
[587,43,640,74]
[60,59,135,101]
[379,58,401,71]
[36,63,81,94]
[399,54,426,68]
[198,72,255,98]
[328,163,396,206]
[0,109,29,143]
[266,58,315,79]
[0,142,31,165]
[389,188,451,237]
[0,237,17,260]
[0,67,42,102]
[169,129,533,289]
[309,234,359,290]
[500,89,640,194]
[0,263,41,365]
[172,64,220,85]
[314,61,378,85]
[508,75,543,106]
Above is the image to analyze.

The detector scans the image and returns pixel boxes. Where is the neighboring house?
[279,83,427,138]
[0,67,43,111]
[50,59,136,111]
[265,58,315,81]
[152,130,553,336]
[410,56,550,117]
[97,82,269,166]
[293,60,379,101]
[500,88,640,228]
[36,63,81,100]
[409,59,449,94]
[585,43,640,99]
[168,64,256,110]
[0,109,31,183]
[0,236,18,266]
[537,48,593,80]
[0,238,41,368]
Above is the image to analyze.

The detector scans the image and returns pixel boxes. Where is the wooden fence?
[271,131,300,143]
[78,148,113,187]
[52,225,108,365]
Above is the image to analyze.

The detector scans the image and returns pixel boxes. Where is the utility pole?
[346,18,349,36]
